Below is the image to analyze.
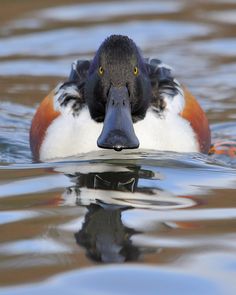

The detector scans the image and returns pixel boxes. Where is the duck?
[30,34,211,162]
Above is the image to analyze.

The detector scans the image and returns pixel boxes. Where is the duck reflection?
[65,166,154,194]
[62,166,151,263]
[66,166,152,263]
[75,203,140,262]
[60,163,195,263]
[63,164,193,209]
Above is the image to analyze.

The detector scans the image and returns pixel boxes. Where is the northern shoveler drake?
[30,34,211,161]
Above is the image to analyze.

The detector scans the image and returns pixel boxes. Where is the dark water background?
[0,0,236,294]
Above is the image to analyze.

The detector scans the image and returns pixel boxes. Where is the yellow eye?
[134,66,138,76]
[99,66,104,75]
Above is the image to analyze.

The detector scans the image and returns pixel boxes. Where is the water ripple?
[0,265,225,295]
[38,1,183,22]
[0,211,38,225]
[0,21,211,58]
[0,101,33,163]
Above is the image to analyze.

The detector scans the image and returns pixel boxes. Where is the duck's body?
[30,35,211,161]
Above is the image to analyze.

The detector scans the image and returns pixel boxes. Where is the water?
[0,0,236,294]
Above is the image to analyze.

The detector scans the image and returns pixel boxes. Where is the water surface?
[0,0,236,294]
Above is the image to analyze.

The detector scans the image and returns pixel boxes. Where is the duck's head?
[85,35,152,151]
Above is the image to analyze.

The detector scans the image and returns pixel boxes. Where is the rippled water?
[0,0,236,294]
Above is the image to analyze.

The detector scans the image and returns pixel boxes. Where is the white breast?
[40,107,102,161]
[40,106,198,161]
[134,108,198,152]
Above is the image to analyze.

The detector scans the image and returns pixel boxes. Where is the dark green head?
[84,35,152,151]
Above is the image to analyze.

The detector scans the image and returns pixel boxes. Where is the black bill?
[97,86,139,151]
